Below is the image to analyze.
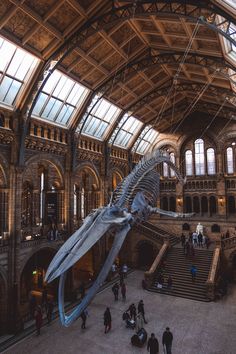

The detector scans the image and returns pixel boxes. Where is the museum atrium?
[0,1,236,353]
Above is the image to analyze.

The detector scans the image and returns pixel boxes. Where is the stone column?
[8,165,24,333]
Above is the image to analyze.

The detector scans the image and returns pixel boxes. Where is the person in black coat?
[147,333,159,354]
[104,307,112,333]
[162,327,173,354]
[138,300,147,323]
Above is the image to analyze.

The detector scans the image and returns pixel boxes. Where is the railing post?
[206,246,221,301]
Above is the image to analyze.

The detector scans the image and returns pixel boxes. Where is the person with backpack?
[190,265,197,282]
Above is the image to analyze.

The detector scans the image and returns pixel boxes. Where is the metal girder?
[23,1,236,118]
[147,97,236,125]
[124,80,236,115]
[18,0,236,165]
[108,80,236,150]
[95,50,236,95]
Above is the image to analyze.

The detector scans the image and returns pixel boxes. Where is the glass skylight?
[0,36,38,106]
[82,96,121,139]
[32,70,89,126]
[113,115,143,148]
[222,0,236,10]
[135,127,159,154]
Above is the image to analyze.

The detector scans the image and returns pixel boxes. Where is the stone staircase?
[149,246,214,302]
[142,221,180,246]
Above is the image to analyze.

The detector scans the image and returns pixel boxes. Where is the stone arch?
[19,244,59,278]
[73,163,101,222]
[24,155,64,189]
[19,247,59,313]
[74,162,100,189]
[110,168,124,191]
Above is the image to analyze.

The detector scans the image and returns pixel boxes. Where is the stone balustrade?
[134,224,166,244]
[144,241,169,287]
[29,121,67,144]
[0,113,11,130]
[78,137,103,153]
[110,148,128,160]
[20,238,64,249]
[221,236,236,249]
[206,245,221,300]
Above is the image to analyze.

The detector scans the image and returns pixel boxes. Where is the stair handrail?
[143,221,180,239]
[206,243,221,301]
[144,240,170,287]
[134,224,165,244]
[221,235,236,249]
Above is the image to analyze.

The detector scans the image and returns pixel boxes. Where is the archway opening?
[20,248,58,317]
[137,242,156,269]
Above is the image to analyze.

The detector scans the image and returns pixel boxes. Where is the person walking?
[138,299,147,324]
[29,294,37,319]
[80,309,88,329]
[122,263,128,278]
[135,312,144,332]
[121,282,126,301]
[129,303,137,320]
[162,327,173,354]
[104,307,112,334]
[147,333,159,354]
[181,233,185,247]
[112,283,119,301]
[34,305,43,335]
[46,298,54,324]
[190,265,197,282]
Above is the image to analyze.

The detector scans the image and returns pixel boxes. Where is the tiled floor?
[4,271,236,354]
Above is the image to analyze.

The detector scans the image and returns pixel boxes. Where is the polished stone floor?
[4,271,236,354]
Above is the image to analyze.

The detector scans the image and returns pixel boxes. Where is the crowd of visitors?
[181,231,210,256]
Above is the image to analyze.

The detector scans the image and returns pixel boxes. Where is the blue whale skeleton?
[45,149,193,327]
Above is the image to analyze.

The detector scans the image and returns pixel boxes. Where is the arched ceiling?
[0,0,236,156]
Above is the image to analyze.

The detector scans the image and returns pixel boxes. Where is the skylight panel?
[82,96,121,139]
[222,0,236,9]
[113,115,143,148]
[32,69,90,126]
[0,36,38,107]
[135,127,159,154]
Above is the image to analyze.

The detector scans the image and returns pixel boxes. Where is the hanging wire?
[151,20,200,130]
[171,69,218,134]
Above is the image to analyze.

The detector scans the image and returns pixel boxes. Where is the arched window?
[170,153,175,177]
[185,150,193,176]
[81,187,85,219]
[40,172,45,225]
[161,197,168,211]
[201,196,208,215]
[195,139,205,175]
[184,196,192,213]
[169,196,176,211]
[193,196,200,213]
[209,196,217,216]
[226,147,234,174]
[163,163,168,177]
[73,184,77,218]
[228,196,235,214]
[207,148,216,175]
